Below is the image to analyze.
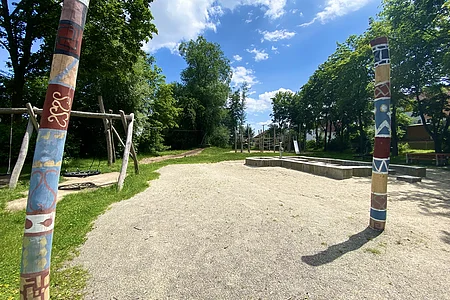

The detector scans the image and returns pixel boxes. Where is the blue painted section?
[27,129,67,213]
[370,208,387,221]
[372,157,390,173]
[20,233,53,274]
[374,98,391,137]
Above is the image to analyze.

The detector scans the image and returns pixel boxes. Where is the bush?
[398,142,411,154]
[208,126,230,148]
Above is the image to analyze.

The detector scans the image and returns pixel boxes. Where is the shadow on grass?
[301,227,382,267]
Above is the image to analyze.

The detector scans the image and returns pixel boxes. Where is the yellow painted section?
[32,160,62,168]
[371,173,388,193]
[375,64,390,84]
[49,54,79,88]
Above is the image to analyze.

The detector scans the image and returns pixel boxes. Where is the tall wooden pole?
[247,124,250,153]
[369,37,391,231]
[19,0,89,298]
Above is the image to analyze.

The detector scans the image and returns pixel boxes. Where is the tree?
[178,36,232,145]
[380,0,450,152]
[0,0,60,109]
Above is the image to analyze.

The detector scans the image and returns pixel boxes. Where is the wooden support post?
[262,125,265,152]
[274,126,276,153]
[26,103,39,131]
[9,119,34,189]
[98,96,113,166]
[119,110,139,174]
[109,109,116,163]
[240,127,243,153]
[369,37,391,232]
[248,125,250,153]
[118,113,135,191]
[234,127,237,153]
[112,125,126,148]
[19,0,89,297]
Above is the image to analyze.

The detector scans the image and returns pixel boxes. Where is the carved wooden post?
[369,37,391,231]
[19,0,89,298]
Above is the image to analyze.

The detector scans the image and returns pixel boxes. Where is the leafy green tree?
[380,0,450,152]
[178,36,232,146]
[0,0,60,109]
[271,90,294,131]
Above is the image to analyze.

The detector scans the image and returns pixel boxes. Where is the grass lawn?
[0,148,288,299]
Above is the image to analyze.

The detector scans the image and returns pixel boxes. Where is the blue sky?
[148,0,382,131]
[0,0,381,131]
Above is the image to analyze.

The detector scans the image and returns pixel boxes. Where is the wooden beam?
[9,119,34,189]
[119,110,139,175]
[111,125,126,148]
[109,109,116,163]
[118,113,135,191]
[0,107,132,120]
[98,96,113,166]
[26,103,39,131]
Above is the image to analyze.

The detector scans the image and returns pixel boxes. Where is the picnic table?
[406,153,450,166]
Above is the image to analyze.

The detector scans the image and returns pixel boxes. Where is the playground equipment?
[369,37,391,231]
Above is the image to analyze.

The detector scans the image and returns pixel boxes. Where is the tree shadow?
[441,231,450,245]
[301,227,382,267]
[389,168,450,219]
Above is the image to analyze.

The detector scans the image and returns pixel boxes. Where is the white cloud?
[145,0,289,53]
[233,54,243,61]
[257,119,272,126]
[145,0,220,52]
[271,45,279,53]
[260,29,296,42]
[247,48,269,62]
[300,0,373,27]
[231,66,259,88]
[246,88,294,113]
[290,8,298,14]
[219,0,287,19]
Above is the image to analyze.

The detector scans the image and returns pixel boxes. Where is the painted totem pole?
[369,37,391,231]
[19,0,89,298]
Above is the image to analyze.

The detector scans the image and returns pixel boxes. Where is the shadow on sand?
[301,227,382,267]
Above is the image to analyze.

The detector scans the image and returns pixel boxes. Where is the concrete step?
[396,175,422,183]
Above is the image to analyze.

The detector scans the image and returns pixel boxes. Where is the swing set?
[0,99,139,191]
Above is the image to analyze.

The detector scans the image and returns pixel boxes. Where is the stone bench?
[245,157,354,180]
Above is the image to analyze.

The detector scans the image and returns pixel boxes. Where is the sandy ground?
[73,161,450,300]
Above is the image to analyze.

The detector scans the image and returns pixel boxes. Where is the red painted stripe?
[370,36,388,47]
[373,137,391,158]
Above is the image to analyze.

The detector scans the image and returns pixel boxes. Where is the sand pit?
[74,161,450,299]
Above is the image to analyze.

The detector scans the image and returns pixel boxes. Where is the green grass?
[364,247,382,255]
[0,147,285,299]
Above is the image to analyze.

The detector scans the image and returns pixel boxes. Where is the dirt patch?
[140,148,204,164]
[74,161,450,299]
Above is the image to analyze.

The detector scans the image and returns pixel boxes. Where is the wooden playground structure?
[0,97,138,190]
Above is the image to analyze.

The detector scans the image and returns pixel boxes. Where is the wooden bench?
[406,153,450,166]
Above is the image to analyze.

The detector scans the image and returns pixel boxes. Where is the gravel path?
[74,161,450,299]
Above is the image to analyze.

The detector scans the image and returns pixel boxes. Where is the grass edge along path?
[0,148,288,300]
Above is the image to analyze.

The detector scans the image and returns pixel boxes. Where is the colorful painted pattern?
[19,0,89,298]
[370,37,391,231]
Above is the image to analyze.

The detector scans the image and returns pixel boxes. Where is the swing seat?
[62,170,101,178]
